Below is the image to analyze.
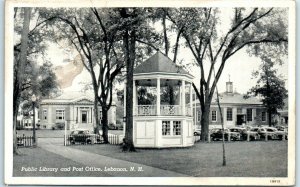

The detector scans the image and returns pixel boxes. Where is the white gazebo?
[124,52,194,148]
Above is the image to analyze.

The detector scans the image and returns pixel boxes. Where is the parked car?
[52,122,65,130]
[229,127,260,141]
[107,123,124,130]
[16,136,24,146]
[194,129,201,136]
[254,127,277,140]
[210,128,240,141]
[68,129,101,144]
[266,127,288,140]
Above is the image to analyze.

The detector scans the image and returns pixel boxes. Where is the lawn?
[71,141,287,177]
[13,147,111,177]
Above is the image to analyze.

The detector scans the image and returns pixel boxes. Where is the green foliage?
[14,8,59,110]
[247,58,288,115]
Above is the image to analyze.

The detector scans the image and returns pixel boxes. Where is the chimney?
[226,75,233,93]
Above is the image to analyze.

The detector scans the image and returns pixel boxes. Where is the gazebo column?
[181,80,186,115]
[133,80,136,115]
[190,82,193,116]
[156,78,160,115]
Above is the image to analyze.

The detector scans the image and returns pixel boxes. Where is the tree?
[246,58,288,126]
[13,8,59,154]
[118,8,161,151]
[13,7,32,154]
[40,8,124,143]
[165,8,288,141]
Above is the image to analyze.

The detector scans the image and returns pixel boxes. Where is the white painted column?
[190,83,193,117]
[156,119,162,147]
[182,80,186,115]
[156,78,160,115]
[194,92,197,127]
[133,80,136,115]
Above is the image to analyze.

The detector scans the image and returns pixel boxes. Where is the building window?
[173,121,181,135]
[237,108,242,114]
[247,108,252,121]
[43,109,47,120]
[262,111,266,122]
[56,109,65,120]
[162,121,170,136]
[197,111,201,122]
[227,108,233,121]
[211,110,217,122]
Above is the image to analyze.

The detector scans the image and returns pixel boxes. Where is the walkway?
[39,139,188,177]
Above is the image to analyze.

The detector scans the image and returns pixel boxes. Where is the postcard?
[4,0,295,185]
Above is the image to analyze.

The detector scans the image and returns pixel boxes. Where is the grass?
[13,147,110,177]
[71,141,287,177]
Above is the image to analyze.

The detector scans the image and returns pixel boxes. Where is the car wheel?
[87,140,91,144]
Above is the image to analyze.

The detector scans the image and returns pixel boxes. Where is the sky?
[44,7,288,95]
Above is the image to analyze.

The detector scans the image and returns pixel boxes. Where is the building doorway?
[81,111,87,123]
[236,114,246,126]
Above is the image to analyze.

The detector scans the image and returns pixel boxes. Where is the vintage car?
[68,129,102,144]
[210,128,240,141]
[194,129,201,136]
[229,127,260,141]
[250,127,277,140]
[264,127,287,140]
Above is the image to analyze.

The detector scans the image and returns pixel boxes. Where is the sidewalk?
[40,144,188,177]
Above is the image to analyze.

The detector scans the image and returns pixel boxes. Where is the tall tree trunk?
[200,103,210,141]
[162,13,169,56]
[101,107,109,143]
[13,7,32,154]
[93,96,100,134]
[122,14,136,151]
[13,109,19,155]
[173,28,182,62]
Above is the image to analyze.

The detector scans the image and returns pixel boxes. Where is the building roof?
[211,92,263,105]
[134,51,191,76]
[41,91,94,104]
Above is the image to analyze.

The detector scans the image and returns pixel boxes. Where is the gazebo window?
[173,121,181,135]
[162,121,170,135]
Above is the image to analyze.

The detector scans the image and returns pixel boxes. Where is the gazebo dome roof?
[134,51,191,76]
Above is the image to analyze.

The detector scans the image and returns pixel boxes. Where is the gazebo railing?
[160,105,181,115]
[134,105,192,116]
[134,105,157,116]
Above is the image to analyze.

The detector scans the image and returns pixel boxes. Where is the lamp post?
[31,94,37,147]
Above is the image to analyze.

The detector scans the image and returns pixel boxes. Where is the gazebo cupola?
[125,51,195,148]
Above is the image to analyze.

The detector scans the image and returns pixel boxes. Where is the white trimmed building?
[39,91,116,131]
